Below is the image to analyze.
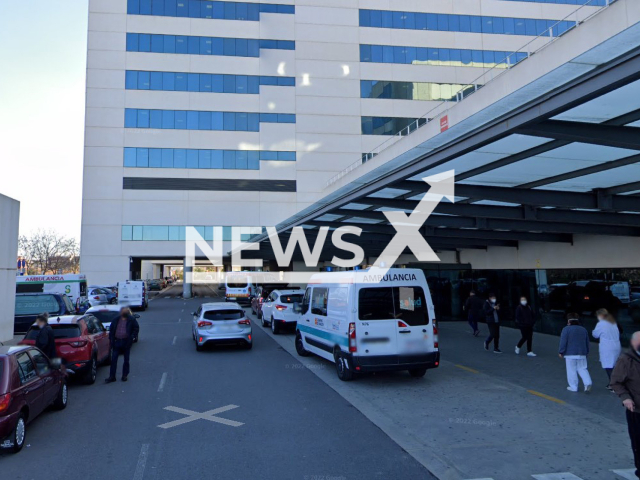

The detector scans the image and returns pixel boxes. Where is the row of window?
[361,80,478,102]
[124,147,295,170]
[359,10,576,37]
[127,0,294,19]
[501,0,607,4]
[124,109,295,131]
[360,44,528,69]
[126,33,295,57]
[125,70,294,93]
[362,116,428,136]
[122,225,258,241]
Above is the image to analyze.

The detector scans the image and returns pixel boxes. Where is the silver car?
[192,302,252,351]
[87,288,109,307]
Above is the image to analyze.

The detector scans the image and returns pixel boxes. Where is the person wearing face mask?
[592,308,622,390]
[559,312,592,393]
[483,293,501,354]
[610,331,640,478]
[515,296,537,357]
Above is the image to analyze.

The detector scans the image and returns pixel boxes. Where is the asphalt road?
[0,288,434,480]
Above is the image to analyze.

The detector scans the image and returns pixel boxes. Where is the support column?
[183,258,193,299]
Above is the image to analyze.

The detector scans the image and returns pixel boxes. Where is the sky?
[0,1,89,240]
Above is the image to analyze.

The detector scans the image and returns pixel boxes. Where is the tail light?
[433,320,439,350]
[93,296,100,300]
[248,287,252,296]
[0,393,11,413]
[198,320,212,328]
[275,305,287,311]
[348,322,357,352]
[584,296,590,301]
[69,341,88,348]
[238,318,251,325]
[397,320,408,328]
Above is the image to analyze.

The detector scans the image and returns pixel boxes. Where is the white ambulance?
[224,272,255,304]
[16,274,88,309]
[117,280,148,310]
[294,268,440,381]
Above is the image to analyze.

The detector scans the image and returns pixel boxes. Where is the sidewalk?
[253,312,635,480]
[0,335,23,347]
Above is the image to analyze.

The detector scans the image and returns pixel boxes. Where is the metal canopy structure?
[246,39,640,263]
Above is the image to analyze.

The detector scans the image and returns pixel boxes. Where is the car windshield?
[25,324,82,340]
[203,309,244,321]
[281,294,303,304]
[90,311,120,324]
[15,295,60,316]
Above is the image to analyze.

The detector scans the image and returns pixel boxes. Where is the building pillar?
[183,258,193,299]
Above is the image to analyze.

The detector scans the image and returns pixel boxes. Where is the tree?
[19,230,80,275]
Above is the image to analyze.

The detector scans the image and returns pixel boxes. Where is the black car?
[14,294,76,334]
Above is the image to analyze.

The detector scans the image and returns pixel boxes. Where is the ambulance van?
[294,268,439,381]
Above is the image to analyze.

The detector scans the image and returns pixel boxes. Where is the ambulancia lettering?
[361,273,417,283]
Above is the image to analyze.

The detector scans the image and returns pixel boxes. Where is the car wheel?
[84,355,97,385]
[196,342,204,352]
[335,350,354,382]
[271,317,280,335]
[10,413,26,453]
[109,298,117,304]
[295,331,310,357]
[53,381,68,410]
[408,368,427,378]
[257,309,262,320]
[261,316,268,328]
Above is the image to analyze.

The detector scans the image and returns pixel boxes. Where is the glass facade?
[122,225,259,241]
[124,109,295,131]
[361,116,427,135]
[125,71,295,93]
[416,264,639,346]
[127,0,294,19]
[123,148,295,170]
[360,44,528,69]
[359,10,576,37]
[361,80,478,102]
[126,33,295,57]
[501,0,607,4]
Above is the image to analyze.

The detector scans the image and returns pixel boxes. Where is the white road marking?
[178,318,181,323]
[158,405,243,429]
[532,474,585,480]
[172,336,177,345]
[613,470,637,480]
[132,443,149,480]
[157,372,167,392]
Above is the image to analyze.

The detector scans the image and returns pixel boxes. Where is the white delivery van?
[117,280,148,310]
[16,274,88,309]
[225,272,254,304]
[294,268,439,381]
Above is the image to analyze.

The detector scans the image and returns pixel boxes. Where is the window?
[358,287,429,325]
[203,309,244,321]
[361,116,427,136]
[85,317,99,334]
[124,109,293,131]
[311,288,328,316]
[128,0,295,19]
[29,350,51,374]
[16,353,37,384]
[15,295,60,316]
[281,293,303,304]
[361,80,478,101]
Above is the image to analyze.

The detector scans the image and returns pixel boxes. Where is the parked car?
[87,288,109,307]
[14,293,76,335]
[0,346,67,453]
[192,302,252,351]
[260,289,305,334]
[20,314,111,385]
[85,305,139,343]
[251,284,280,320]
[147,280,162,291]
[89,286,117,304]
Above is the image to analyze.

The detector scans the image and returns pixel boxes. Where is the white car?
[192,302,252,351]
[260,289,304,334]
[85,305,140,343]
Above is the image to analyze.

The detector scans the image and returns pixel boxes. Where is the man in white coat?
[592,308,622,390]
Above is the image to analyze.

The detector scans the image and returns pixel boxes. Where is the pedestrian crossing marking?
[613,469,637,480]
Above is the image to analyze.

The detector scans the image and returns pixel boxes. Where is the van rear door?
[393,286,433,357]
[356,287,400,360]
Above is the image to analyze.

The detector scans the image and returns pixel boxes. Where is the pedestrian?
[105,307,139,383]
[34,313,56,359]
[592,308,622,390]
[559,312,592,392]
[483,293,502,354]
[464,290,483,337]
[515,296,537,357]
[610,331,640,479]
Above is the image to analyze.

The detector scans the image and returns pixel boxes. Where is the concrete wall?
[0,194,20,342]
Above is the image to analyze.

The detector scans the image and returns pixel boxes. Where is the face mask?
[520,300,527,306]
[490,299,496,304]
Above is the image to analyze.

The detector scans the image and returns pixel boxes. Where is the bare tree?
[19,230,80,275]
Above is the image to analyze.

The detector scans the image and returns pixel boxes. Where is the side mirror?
[50,358,62,370]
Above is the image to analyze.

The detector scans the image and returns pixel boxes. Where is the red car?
[20,314,111,385]
[0,346,67,453]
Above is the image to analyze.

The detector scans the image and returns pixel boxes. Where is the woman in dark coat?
[35,313,57,359]
[515,296,536,357]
